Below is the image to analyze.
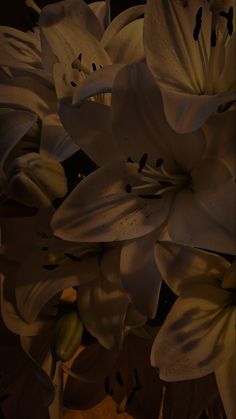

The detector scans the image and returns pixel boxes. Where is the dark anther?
[64,253,82,262]
[99,65,103,69]
[70,81,77,87]
[127,157,133,163]
[125,184,132,193]
[138,194,162,199]
[78,53,82,61]
[92,62,97,71]
[116,371,124,387]
[158,180,173,187]
[219,6,233,36]
[138,153,148,173]
[104,376,110,394]
[41,246,48,251]
[42,264,59,270]
[126,390,136,406]
[156,158,164,168]
[211,29,217,47]
[193,7,203,41]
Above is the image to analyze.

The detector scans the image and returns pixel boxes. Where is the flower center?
[71,53,107,104]
[192,2,234,94]
[125,154,188,200]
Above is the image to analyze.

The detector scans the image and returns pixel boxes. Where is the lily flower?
[63,328,164,418]
[0,216,146,350]
[0,0,145,168]
[151,241,236,419]
[144,0,236,133]
[52,62,235,255]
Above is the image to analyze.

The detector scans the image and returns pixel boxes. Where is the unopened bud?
[54,310,83,362]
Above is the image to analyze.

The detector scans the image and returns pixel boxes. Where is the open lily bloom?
[152,241,236,419]
[144,0,236,133]
[53,62,235,255]
[0,216,146,350]
[64,329,163,418]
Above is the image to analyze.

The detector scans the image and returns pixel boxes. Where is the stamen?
[64,253,82,262]
[155,158,164,168]
[42,264,59,270]
[92,63,97,72]
[219,6,234,36]
[211,29,217,47]
[193,7,203,41]
[70,81,77,87]
[78,53,82,61]
[127,157,133,163]
[104,377,110,395]
[158,180,173,187]
[125,184,132,193]
[138,194,162,199]
[138,153,148,173]
[116,371,124,387]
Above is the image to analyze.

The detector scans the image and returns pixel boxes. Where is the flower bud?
[54,310,83,362]
[6,152,67,208]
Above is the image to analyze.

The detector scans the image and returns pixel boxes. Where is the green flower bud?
[54,310,83,362]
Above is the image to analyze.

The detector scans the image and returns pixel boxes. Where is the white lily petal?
[104,19,144,64]
[0,25,41,68]
[160,88,236,133]
[111,62,206,170]
[0,275,51,337]
[163,374,219,419]
[39,1,111,72]
[120,232,162,318]
[52,160,172,243]
[215,351,236,419]
[0,110,37,167]
[72,64,124,105]
[144,0,211,93]
[0,76,57,118]
[151,285,235,381]
[59,96,123,166]
[40,113,79,162]
[169,189,236,254]
[15,247,100,323]
[89,0,110,29]
[77,247,130,349]
[155,242,230,297]
[101,5,145,49]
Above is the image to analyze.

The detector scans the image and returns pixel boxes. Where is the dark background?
[0,0,146,30]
